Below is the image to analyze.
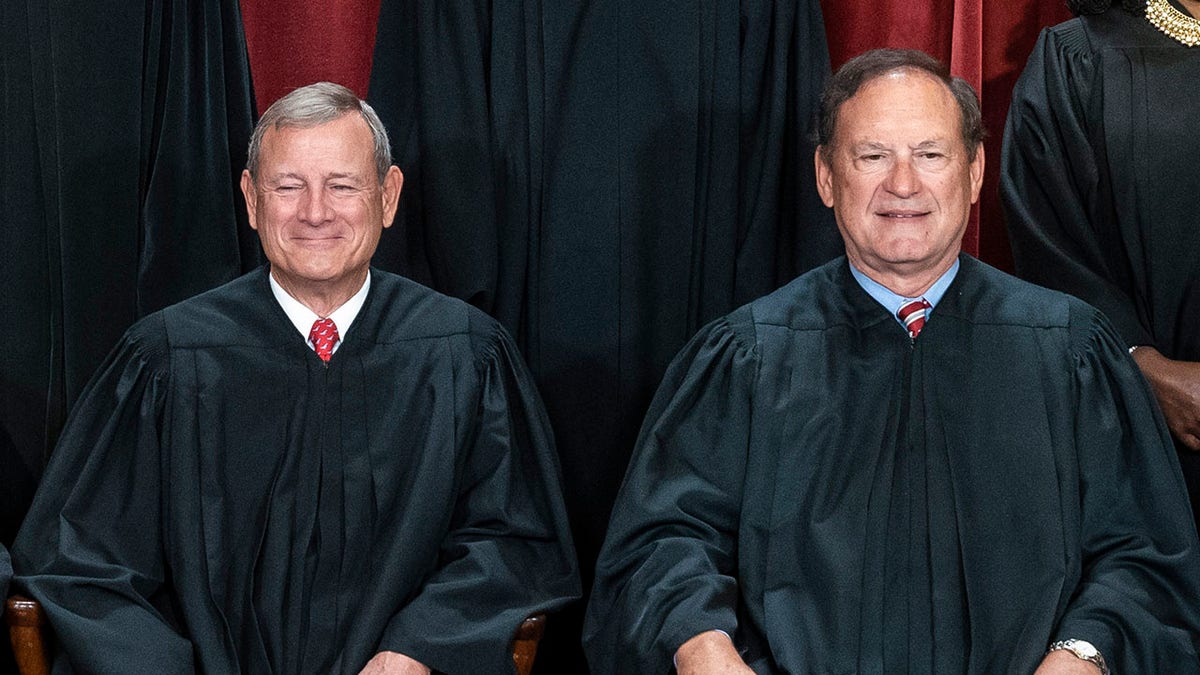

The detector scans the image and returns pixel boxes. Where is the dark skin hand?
[1133,347,1200,451]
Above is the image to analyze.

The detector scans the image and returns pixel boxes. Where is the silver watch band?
[1047,638,1108,675]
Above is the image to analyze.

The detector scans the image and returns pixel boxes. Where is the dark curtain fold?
[367,0,839,670]
[0,0,257,551]
[1,0,51,562]
[368,0,504,310]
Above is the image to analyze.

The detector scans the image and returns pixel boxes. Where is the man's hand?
[1133,347,1200,450]
[674,630,754,675]
[357,651,431,675]
[1033,649,1102,674]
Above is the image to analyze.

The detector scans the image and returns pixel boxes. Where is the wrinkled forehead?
[261,115,373,157]
[834,70,963,145]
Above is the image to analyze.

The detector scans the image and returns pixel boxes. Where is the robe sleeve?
[1000,24,1154,348]
[1054,307,1200,670]
[11,316,195,673]
[378,324,581,674]
[582,315,758,674]
[1,544,10,601]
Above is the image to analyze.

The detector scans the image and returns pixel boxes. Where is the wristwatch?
[1047,639,1108,675]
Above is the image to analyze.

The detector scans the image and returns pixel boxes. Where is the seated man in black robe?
[583,49,1200,675]
[11,82,580,675]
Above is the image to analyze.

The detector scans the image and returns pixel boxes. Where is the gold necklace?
[1146,0,1200,47]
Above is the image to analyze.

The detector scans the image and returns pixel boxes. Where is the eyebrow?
[263,171,367,184]
[852,142,889,153]
[849,139,951,153]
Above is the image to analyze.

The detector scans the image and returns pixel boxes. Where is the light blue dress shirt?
[848,259,959,331]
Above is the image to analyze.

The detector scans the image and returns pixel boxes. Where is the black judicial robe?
[583,255,1200,674]
[12,267,580,674]
[0,544,9,602]
[1001,5,1200,524]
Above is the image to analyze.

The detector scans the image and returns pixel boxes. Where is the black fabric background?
[368,0,840,670]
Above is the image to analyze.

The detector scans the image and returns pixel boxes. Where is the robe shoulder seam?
[123,311,173,371]
[1048,17,1094,56]
[1068,303,1114,363]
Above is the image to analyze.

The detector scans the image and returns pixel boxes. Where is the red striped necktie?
[897,298,932,339]
[309,318,339,362]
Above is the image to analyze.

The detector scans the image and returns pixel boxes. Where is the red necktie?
[309,318,339,362]
[897,298,932,339]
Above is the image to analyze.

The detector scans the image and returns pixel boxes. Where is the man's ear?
[381,166,403,229]
[968,144,985,206]
[241,170,259,231]
[814,147,836,208]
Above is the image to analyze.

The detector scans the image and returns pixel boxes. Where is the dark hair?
[817,48,985,161]
[247,82,392,183]
[1067,0,1145,15]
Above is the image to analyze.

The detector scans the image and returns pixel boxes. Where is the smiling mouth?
[877,211,930,219]
[292,236,344,248]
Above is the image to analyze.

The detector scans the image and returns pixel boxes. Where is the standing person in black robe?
[583,49,1200,674]
[11,82,579,675]
[1002,0,1200,534]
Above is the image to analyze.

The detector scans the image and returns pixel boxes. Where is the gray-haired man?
[14,82,579,675]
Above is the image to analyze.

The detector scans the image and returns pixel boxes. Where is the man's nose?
[883,158,919,198]
[298,188,333,225]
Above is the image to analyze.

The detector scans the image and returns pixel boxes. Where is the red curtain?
[241,0,381,106]
[241,0,1073,270]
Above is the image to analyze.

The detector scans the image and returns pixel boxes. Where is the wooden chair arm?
[511,614,546,675]
[5,595,51,675]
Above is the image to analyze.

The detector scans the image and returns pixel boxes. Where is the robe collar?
[848,258,960,330]
[268,271,371,354]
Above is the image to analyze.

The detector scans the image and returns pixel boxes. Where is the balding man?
[583,49,1200,675]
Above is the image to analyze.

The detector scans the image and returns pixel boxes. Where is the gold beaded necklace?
[1146,0,1200,47]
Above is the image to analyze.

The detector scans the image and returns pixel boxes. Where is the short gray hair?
[246,82,392,183]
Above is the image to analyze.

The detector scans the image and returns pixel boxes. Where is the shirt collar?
[848,258,959,329]
[268,271,371,353]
